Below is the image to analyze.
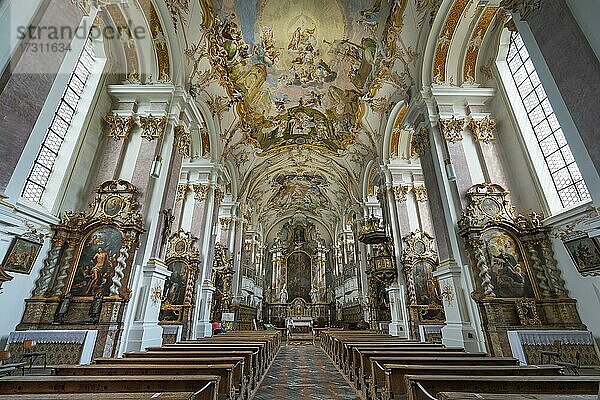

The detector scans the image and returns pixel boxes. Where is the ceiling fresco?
[174,0,439,230]
[208,0,390,155]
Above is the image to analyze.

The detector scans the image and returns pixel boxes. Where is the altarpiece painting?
[402,230,444,339]
[159,230,199,340]
[18,180,144,359]
[459,183,586,357]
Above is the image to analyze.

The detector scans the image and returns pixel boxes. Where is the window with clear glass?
[506,31,590,208]
[22,37,96,203]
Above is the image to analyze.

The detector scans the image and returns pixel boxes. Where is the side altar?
[14,180,145,360]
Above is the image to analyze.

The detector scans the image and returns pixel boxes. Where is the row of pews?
[321,330,600,400]
[0,331,281,400]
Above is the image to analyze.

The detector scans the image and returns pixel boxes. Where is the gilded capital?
[219,217,232,230]
[176,184,189,201]
[392,185,410,202]
[192,184,209,201]
[104,114,135,141]
[439,117,466,143]
[468,117,497,143]
[413,185,428,202]
[139,115,167,141]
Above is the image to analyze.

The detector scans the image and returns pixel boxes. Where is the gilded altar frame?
[18,180,145,358]
[159,229,200,339]
[401,230,445,340]
[458,183,584,357]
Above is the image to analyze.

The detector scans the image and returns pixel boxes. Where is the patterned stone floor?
[253,344,359,400]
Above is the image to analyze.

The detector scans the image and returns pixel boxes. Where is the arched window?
[504,31,590,209]
[21,35,96,203]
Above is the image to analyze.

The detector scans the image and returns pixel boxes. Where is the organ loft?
[0,0,599,398]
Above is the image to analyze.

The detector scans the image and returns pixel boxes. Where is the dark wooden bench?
[404,375,600,400]
[373,364,562,400]
[437,393,598,400]
[0,393,199,399]
[124,350,259,388]
[354,349,481,390]
[0,375,220,400]
[93,357,249,397]
[56,362,244,400]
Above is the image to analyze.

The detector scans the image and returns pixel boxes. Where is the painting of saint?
[2,237,42,274]
[564,235,600,276]
[482,230,535,298]
[164,262,187,306]
[412,261,440,306]
[160,261,188,322]
[70,227,122,297]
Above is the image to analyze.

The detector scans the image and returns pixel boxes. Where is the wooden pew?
[343,343,447,377]
[437,393,598,400]
[153,343,270,370]
[93,357,250,398]
[404,375,600,400]
[0,375,220,400]
[57,362,244,400]
[124,350,260,388]
[354,349,481,391]
[373,364,562,400]
[0,393,199,399]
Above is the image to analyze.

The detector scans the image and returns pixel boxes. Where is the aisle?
[253,344,359,400]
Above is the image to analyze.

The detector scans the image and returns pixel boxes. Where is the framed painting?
[2,236,42,274]
[70,226,123,297]
[481,229,535,298]
[564,234,600,276]
[412,260,441,306]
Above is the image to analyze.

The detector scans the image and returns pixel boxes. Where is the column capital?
[439,117,466,142]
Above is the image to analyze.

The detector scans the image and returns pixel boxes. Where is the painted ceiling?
[180,0,437,232]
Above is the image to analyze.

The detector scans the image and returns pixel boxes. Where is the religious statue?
[280,285,288,304]
[53,293,72,324]
[88,293,103,324]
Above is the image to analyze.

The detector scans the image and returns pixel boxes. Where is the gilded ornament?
[173,125,192,157]
[139,115,167,141]
[411,127,431,157]
[192,184,209,201]
[469,117,497,143]
[104,114,135,141]
[393,186,410,202]
[413,185,428,202]
[176,184,189,201]
[439,117,466,142]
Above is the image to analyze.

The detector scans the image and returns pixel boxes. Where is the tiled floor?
[253,344,359,399]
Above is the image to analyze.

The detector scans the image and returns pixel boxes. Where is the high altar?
[265,216,333,327]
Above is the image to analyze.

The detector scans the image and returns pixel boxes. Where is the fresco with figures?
[481,229,535,298]
[209,0,389,154]
[70,227,122,297]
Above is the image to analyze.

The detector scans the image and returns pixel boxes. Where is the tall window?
[22,36,96,203]
[506,31,590,208]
